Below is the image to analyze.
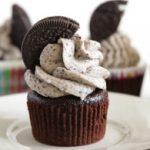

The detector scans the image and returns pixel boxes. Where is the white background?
[0,0,150,98]
[0,0,150,62]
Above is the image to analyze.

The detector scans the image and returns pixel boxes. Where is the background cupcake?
[0,4,31,95]
[22,16,110,146]
[90,0,146,96]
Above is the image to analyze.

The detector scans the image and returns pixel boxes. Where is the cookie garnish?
[10,4,31,49]
[90,0,127,42]
[22,16,79,71]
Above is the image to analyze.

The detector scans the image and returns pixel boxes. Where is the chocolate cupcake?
[0,4,31,95]
[90,0,146,96]
[22,16,110,146]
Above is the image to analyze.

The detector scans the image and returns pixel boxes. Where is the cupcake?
[22,16,110,146]
[90,0,146,96]
[0,4,31,95]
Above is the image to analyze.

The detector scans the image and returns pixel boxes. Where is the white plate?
[1,92,150,150]
[6,119,130,150]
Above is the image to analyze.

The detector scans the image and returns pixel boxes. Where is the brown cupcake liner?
[27,92,109,146]
[107,73,144,96]
[107,62,146,96]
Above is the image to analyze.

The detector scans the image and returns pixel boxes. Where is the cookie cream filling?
[25,36,110,100]
[0,20,21,60]
[100,32,140,68]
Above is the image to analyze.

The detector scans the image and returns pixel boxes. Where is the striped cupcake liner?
[0,61,28,95]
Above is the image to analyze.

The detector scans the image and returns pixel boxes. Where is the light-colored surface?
[0,92,150,149]
[0,0,150,61]
[140,66,150,99]
[0,60,24,68]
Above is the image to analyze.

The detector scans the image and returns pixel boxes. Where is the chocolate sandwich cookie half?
[10,4,31,49]
[22,16,79,71]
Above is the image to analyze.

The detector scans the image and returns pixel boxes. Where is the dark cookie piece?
[90,0,127,42]
[22,16,79,71]
[10,4,31,49]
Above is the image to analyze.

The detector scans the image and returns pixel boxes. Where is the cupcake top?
[0,20,21,60]
[90,0,140,69]
[22,16,110,100]
[100,32,140,68]
[0,4,31,61]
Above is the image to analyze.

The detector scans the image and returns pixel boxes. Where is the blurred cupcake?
[90,0,146,96]
[0,4,31,95]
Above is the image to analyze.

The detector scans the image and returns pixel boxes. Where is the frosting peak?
[25,36,110,100]
[0,20,21,60]
[100,32,140,68]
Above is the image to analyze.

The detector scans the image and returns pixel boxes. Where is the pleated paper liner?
[107,61,146,96]
[0,60,28,95]
[27,90,109,146]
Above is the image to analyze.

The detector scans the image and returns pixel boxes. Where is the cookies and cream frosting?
[25,36,110,100]
[100,32,140,69]
[0,20,21,60]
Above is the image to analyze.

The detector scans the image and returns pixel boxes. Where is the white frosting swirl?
[100,32,140,68]
[25,36,110,100]
[0,20,21,60]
